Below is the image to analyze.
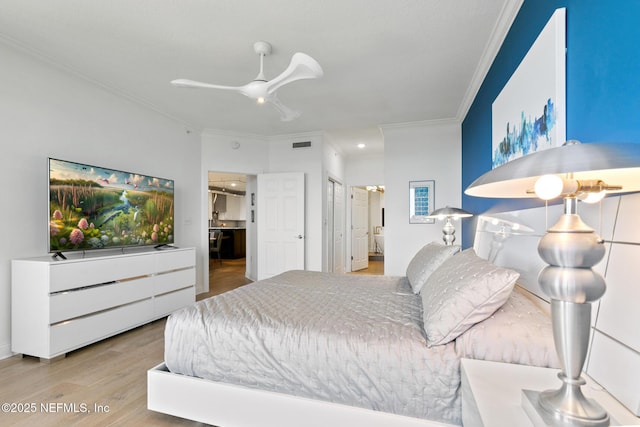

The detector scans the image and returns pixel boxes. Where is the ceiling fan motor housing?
[253,41,272,56]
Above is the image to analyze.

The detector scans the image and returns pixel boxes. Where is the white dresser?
[11,247,196,360]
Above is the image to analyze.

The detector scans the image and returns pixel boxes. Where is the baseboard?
[0,342,14,360]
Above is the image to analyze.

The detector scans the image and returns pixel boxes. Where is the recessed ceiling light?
[357,143,366,149]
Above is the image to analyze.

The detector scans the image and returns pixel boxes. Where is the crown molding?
[379,117,460,131]
[456,0,524,121]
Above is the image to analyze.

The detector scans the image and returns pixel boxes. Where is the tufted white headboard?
[472,193,640,416]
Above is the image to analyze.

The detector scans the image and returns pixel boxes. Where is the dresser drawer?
[49,276,154,324]
[49,253,155,292]
[50,298,154,356]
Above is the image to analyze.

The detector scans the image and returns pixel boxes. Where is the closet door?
[327,179,345,274]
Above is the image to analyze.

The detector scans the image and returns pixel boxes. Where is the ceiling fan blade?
[265,52,323,95]
[171,79,243,92]
[268,94,301,122]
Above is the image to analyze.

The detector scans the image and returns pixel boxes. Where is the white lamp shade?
[465,141,640,198]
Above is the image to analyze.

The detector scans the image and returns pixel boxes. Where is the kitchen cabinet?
[224,195,246,220]
[211,228,246,259]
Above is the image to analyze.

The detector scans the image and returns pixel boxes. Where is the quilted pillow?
[421,248,519,347]
[406,242,460,294]
[456,286,559,368]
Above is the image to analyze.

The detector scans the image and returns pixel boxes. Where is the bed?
[148,243,558,426]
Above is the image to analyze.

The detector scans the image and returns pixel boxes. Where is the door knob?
[295,235,303,239]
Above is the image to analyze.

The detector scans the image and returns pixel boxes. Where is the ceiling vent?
[292,141,312,149]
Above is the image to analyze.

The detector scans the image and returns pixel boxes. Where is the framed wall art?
[409,180,435,224]
[492,8,566,168]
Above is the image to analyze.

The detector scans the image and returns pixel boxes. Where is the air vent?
[292,141,312,149]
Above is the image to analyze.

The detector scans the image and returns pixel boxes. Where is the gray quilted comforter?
[165,270,464,424]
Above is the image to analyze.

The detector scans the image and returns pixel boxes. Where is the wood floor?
[0,318,203,427]
[200,257,253,300]
[349,258,384,275]
[0,257,383,426]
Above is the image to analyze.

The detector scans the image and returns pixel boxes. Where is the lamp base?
[442,218,456,245]
[522,389,611,427]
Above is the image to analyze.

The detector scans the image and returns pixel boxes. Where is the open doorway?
[206,172,253,296]
[350,184,385,275]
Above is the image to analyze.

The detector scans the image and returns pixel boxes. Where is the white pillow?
[421,248,519,347]
[456,286,559,368]
[406,242,460,294]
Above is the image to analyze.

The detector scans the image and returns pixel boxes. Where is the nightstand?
[461,358,640,426]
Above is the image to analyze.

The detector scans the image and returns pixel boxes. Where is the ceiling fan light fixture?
[171,41,323,122]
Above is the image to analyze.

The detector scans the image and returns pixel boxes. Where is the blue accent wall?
[461,0,640,248]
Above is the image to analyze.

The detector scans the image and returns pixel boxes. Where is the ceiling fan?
[171,41,323,122]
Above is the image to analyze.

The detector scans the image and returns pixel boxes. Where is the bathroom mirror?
[409,180,435,224]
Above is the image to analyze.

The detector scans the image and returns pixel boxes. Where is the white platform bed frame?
[147,362,454,427]
[148,193,640,426]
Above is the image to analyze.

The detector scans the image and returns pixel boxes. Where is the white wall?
[382,120,462,275]
[0,41,202,359]
[323,137,346,182]
[345,153,385,187]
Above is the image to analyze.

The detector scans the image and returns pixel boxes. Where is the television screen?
[49,158,174,253]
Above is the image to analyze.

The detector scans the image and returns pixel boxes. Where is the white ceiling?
[0,0,520,152]
[208,172,247,194]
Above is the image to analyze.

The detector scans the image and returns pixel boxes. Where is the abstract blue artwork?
[409,180,435,224]
[414,187,430,216]
[492,8,566,168]
[493,98,558,167]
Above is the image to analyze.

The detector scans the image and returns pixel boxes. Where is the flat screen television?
[49,158,175,254]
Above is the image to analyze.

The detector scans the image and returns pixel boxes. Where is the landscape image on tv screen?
[49,158,174,252]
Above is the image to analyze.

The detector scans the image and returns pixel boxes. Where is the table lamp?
[475,215,535,263]
[425,206,473,245]
[465,140,640,426]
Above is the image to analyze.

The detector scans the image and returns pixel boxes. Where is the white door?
[257,172,305,280]
[351,187,369,271]
[327,180,335,273]
[333,182,345,274]
[327,179,345,274]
